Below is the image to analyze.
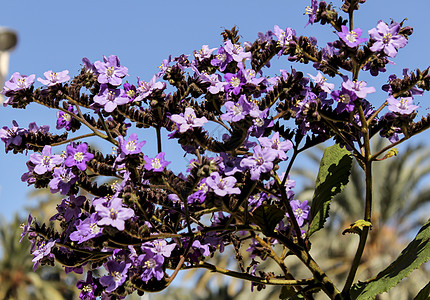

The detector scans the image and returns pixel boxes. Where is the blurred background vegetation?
[1,137,429,299]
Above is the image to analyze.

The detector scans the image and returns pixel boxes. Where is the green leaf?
[279,286,296,299]
[279,286,304,300]
[351,218,430,300]
[414,281,430,300]
[251,204,285,236]
[308,144,352,236]
[342,220,373,235]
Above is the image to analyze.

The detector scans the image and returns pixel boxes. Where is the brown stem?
[273,233,343,299]
[184,262,315,287]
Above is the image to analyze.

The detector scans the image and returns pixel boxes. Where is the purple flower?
[193,45,217,61]
[258,132,293,160]
[211,46,233,71]
[249,108,274,138]
[156,56,172,77]
[139,249,165,282]
[289,200,310,227]
[246,239,262,260]
[143,152,171,172]
[273,25,295,47]
[276,173,296,199]
[337,26,367,47]
[0,120,26,151]
[2,72,36,92]
[240,66,265,86]
[135,75,165,101]
[308,72,335,93]
[65,143,94,171]
[240,145,278,180]
[21,161,36,185]
[93,84,129,113]
[342,79,376,99]
[173,54,190,70]
[187,178,209,204]
[206,172,241,197]
[49,166,77,195]
[82,57,97,73]
[94,55,128,86]
[305,0,319,27]
[170,107,208,133]
[187,239,212,263]
[118,133,146,156]
[387,96,419,115]
[56,105,75,130]
[29,145,64,175]
[37,70,70,86]
[224,72,245,95]
[221,95,252,122]
[219,152,244,176]
[28,122,50,134]
[77,271,99,300]
[248,192,267,208]
[95,197,135,231]
[142,239,176,258]
[273,25,295,55]
[368,21,408,58]
[52,195,86,222]
[224,40,252,63]
[100,260,130,292]
[322,42,340,59]
[70,213,103,244]
[258,30,274,43]
[331,88,358,113]
[191,66,226,95]
[32,239,56,271]
[123,82,137,100]
[19,214,33,244]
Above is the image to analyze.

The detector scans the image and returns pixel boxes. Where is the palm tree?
[0,215,79,300]
[294,137,430,299]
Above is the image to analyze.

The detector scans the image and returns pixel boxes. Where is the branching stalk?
[184,261,315,287]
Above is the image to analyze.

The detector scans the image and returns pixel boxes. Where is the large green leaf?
[308,144,352,236]
[414,281,430,300]
[351,218,430,300]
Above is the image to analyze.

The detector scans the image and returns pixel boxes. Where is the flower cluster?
[2,2,430,299]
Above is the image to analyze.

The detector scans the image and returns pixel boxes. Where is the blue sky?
[1,0,430,221]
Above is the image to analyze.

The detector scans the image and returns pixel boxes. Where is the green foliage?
[279,286,304,300]
[308,144,352,236]
[350,218,430,300]
[251,204,285,236]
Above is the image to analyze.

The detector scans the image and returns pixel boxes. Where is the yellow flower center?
[230,77,241,87]
[110,208,118,219]
[346,31,358,43]
[152,158,162,169]
[82,285,92,293]
[126,140,136,152]
[383,33,392,44]
[74,152,84,162]
[42,155,51,166]
[106,66,115,76]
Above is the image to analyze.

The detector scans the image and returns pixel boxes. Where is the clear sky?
[1,0,430,221]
